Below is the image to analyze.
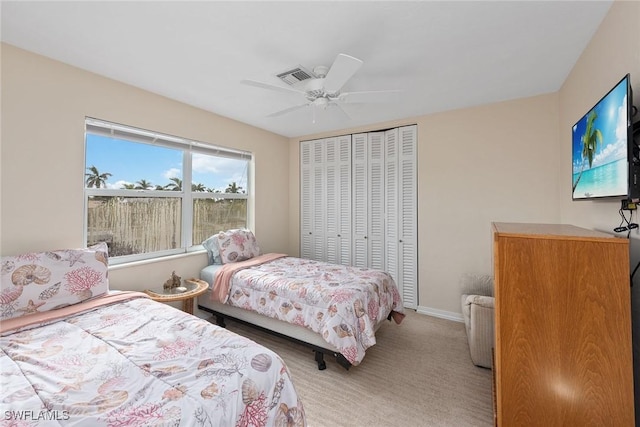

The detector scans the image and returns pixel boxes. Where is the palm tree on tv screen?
[572,110,603,193]
[85,165,112,188]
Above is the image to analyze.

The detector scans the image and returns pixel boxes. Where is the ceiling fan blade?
[266,103,309,118]
[330,102,352,121]
[338,90,403,104]
[322,54,363,94]
[241,79,306,96]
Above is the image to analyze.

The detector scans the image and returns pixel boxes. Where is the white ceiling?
[1,1,613,138]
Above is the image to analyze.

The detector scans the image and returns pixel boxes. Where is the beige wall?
[1,43,290,293]
[559,0,640,230]
[418,94,560,314]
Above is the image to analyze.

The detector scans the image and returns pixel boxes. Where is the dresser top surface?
[492,222,627,243]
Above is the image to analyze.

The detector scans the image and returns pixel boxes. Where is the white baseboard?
[415,305,464,323]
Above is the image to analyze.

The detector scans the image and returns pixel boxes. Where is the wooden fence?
[87,197,246,256]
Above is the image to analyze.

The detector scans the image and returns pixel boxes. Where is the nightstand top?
[145,278,208,302]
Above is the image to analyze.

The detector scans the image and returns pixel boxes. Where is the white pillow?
[202,235,222,265]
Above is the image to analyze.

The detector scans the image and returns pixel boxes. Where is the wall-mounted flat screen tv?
[572,74,632,200]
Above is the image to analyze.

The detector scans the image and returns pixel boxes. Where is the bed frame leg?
[314,351,327,370]
[215,314,226,328]
[336,353,351,370]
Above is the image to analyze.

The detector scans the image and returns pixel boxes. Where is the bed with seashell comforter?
[1,244,305,426]
[197,230,406,370]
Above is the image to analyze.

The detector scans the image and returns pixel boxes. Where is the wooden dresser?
[492,222,634,426]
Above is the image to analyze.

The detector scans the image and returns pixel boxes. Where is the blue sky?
[85,135,248,191]
[572,76,628,174]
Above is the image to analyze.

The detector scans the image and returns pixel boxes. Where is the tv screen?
[572,74,631,200]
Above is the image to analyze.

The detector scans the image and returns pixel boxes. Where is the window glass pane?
[193,199,247,244]
[192,152,247,193]
[84,120,252,262]
[87,196,182,256]
[86,134,182,190]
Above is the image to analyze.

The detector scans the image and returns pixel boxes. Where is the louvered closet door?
[301,136,351,264]
[302,127,417,308]
[312,140,326,261]
[300,139,326,261]
[384,129,399,285]
[368,132,385,270]
[300,141,314,259]
[325,137,339,264]
[338,136,353,265]
[352,133,369,268]
[328,135,352,265]
[398,125,417,308]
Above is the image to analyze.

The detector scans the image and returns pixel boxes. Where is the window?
[84,118,251,264]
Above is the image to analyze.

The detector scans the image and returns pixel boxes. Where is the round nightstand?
[144,278,208,315]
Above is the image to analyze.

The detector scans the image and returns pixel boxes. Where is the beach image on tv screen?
[572,78,628,199]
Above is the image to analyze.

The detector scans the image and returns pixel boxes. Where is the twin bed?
[197,230,405,370]
[1,243,304,426]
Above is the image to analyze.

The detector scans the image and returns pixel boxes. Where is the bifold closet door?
[352,133,369,268]
[352,131,385,270]
[325,135,352,265]
[397,125,417,308]
[384,125,417,309]
[300,139,325,260]
[367,132,385,270]
[300,140,313,259]
[300,136,351,264]
[302,127,417,310]
[384,129,399,295]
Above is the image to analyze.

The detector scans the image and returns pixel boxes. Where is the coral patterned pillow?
[0,242,109,320]
[215,229,260,264]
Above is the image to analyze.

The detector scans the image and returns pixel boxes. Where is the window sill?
[108,249,207,271]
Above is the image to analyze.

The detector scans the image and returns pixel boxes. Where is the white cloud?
[615,93,628,143]
[193,155,223,174]
[163,168,181,180]
[106,180,132,189]
[591,138,626,168]
[192,154,247,190]
[584,94,628,170]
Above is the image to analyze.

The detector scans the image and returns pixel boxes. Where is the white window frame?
[83,117,252,265]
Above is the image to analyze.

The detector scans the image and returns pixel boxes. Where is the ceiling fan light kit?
[242,53,401,120]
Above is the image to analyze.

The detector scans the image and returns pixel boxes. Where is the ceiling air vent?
[276,66,316,86]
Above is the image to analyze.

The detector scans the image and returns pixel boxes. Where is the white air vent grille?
[276,66,316,86]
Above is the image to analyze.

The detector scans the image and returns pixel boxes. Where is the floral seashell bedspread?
[0,293,305,426]
[215,255,405,366]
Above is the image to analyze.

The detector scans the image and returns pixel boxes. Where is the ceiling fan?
[241,53,401,121]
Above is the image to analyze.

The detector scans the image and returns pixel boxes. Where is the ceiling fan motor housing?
[305,78,334,101]
[312,97,329,109]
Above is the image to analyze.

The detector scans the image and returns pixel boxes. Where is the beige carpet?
[222,310,494,427]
